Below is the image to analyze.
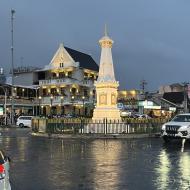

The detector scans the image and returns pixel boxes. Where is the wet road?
[0,128,190,190]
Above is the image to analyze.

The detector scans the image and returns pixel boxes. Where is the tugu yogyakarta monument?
[92,26,121,121]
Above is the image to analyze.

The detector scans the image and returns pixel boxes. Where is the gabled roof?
[163,92,184,104]
[65,47,99,72]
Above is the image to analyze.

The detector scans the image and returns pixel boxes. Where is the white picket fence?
[83,123,133,134]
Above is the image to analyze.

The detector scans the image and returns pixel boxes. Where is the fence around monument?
[32,118,168,135]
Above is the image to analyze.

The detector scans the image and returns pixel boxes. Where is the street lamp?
[34,86,40,116]
[50,95,53,116]
[41,105,44,115]
[71,96,75,115]
[61,96,64,115]
[11,9,16,124]
[0,86,7,125]
[38,96,42,116]
[50,95,53,106]
[82,96,85,116]
[22,88,25,97]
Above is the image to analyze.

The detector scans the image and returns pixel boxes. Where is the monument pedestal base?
[92,107,121,121]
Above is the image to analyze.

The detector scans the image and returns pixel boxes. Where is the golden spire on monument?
[99,24,114,48]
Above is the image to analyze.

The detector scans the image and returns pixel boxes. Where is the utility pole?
[139,79,148,114]
[140,79,147,95]
[11,9,15,124]
[140,79,148,101]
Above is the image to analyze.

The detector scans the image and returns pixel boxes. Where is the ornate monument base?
[92,82,121,121]
[93,107,121,121]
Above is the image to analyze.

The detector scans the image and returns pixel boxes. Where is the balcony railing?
[40,96,91,106]
[0,98,35,106]
[39,78,93,87]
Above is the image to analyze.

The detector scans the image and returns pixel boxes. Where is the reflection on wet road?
[0,128,190,190]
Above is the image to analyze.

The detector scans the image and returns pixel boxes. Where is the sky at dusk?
[1,0,190,91]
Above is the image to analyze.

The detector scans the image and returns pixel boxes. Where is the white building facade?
[38,44,99,116]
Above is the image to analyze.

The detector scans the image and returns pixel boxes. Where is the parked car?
[16,116,33,128]
[134,114,151,119]
[0,150,11,190]
[120,111,131,117]
[161,113,190,142]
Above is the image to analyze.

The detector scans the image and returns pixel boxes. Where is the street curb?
[31,132,161,139]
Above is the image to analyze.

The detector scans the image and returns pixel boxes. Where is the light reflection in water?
[91,140,122,190]
[155,149,171,190]
[16,137,29,162]
[179,152,190,188]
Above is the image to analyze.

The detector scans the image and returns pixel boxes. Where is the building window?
[84,90,88,96]
[51,88,57,95]
[43,89,47,96]
[52,73,56,78]
[60,87,65,95]
[59,72,65,78]
[68,71,72,78]
[84,73,88,79]
[71,88,76,95]
[60,63,64,68]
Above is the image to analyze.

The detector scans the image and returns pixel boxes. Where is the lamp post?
[0,86,7,125]
[71,96,75,115]
[61,96,64,115]
[38,96,42,116]
[50,95,53,116]
[11,9,15,124]
[22,88,25,97]
[41,105,44,115]
[35,86,39,116]
[82,96,85,116]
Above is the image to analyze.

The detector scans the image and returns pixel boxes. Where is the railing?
[41,96,69,105]
[32,118,168,135]
[40,96,90,105]
[39,78,93,87]
[0,98,35,105]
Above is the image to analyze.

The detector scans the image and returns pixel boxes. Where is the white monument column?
[92,28,121,121]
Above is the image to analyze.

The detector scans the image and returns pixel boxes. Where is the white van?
[16,116,33,128]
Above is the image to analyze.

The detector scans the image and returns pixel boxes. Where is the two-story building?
[37,43,99,116]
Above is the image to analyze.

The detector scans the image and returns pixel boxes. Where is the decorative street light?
[38,96,42,116]
[82,96,85,116]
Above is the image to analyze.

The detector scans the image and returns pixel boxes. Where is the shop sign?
[169,107,176,112]
[0,107,3,116]
[144,105,161,109]
[138,100,153,106]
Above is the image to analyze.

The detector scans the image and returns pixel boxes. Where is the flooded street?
[0,128,190,190]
